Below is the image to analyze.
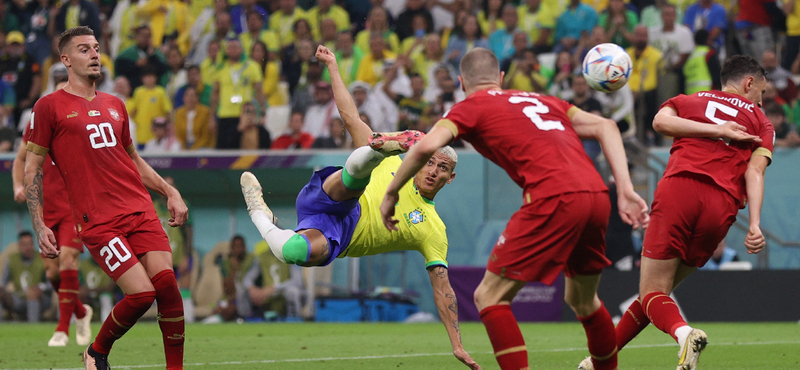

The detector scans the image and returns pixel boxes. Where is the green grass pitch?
[1,322,798,369]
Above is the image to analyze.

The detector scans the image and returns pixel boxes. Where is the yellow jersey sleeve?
[421,231,448,269]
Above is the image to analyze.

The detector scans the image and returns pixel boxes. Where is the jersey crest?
[405,208,426,226]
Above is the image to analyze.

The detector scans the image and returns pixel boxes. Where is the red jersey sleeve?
[118,100,134,151]
[754,109,775,164]
[661,94,688,113]
[436,97,482,139]
[27,98,55,156]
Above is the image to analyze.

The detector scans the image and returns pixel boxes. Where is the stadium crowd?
[0,0,799,153]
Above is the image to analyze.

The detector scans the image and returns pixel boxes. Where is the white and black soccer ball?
[581,43,633,93]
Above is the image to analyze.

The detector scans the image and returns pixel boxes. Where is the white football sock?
[344,146,385,179]
[675,325,693,345]
[251,210,296,263]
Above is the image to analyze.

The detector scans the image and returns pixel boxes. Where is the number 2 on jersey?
[509,96,565,131]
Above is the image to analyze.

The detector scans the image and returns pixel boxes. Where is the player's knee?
[59,251,79,271]
[565,295,600,317]
[276,234,311,265]
[473,284,497,311]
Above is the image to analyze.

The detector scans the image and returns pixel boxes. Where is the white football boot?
[677,328,708,370]
[76,304,93,346]
[240,172,277,224]
[578,356,594,370]
[47,331,68,347]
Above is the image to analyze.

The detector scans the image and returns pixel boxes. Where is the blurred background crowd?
[0,0,799,154]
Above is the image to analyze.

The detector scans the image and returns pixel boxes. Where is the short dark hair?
[58,26,96,54]
[720,55,766,86]
[291,109,305,118]
[693,29,709,46]
[18,231,33,240]
[231,235,245,244]
[141,66,158,77]
[187,64,201,72]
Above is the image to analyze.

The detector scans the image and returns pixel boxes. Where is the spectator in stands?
[116,26,169,91]
[399,14,431,56]
[477,0,506,36]
[111,76,132,102]
[240,11,280,61]
[429,71,464,120]
[238,102,271,149]
[272,110,315,149]
[284,38,317,97]
[312,117,348,148]
[683,30,717,94]
[0,2,20,33]
[569,74,604,162]
[596,81,636,136]
[0,31,40,127]
[136,0,192,55]
[269,0,308,49]
[164,47,188,100]
[210,235,260,321]
[627,25,663,146]
[250,243,303,319]
[355,7,400,55]
[397,0,435,41]
[291,18,315,49]
[413,34,445,86]
[683,0,727,50]
[143,116,182,153]
[784,0,800,70]
[200,39,222,86]
[304,81,338,139]
[445,14,489,73]
[650,4,694,100]
[0,231,50,322]
[175,65,212,108]
[503,48,547,93]
[548,51,577,100]
[762,50,798,103]
[641,0,685,28]
[152,176,194,321]
[489,5,521,64]
[765,103,800,147]
[230,0,268,35]
[762,81,789,112]
[212,38,265,149]
[321,31,362,88]
[0,127,14,152]
[250,41,285,108]
[498,31,530,72]
[51,0,101,39]
[79,257,117,322]
[554,0,598,53]
[383,65,430,131]
[604,176,637,270]
[20,0,53,64]
[349,81,390,132]
[290,60,324,113]
[128,67,173,145]
[356,34,397,86]
[318,18,339,50]
[599,0,638,48]
[40,38,61,94]
[698,240,740,270]
[308,0,350,41]
[518,0,558,54]
[734,0,778,59]
[174,85,215,150]
[0,78,15,128]
[423,64,464,103]
[191,11,235,66]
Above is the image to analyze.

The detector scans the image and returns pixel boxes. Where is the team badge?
[108,108,120,121]
[88,110,100,117]
[405,208,426,226]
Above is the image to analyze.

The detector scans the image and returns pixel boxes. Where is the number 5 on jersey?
[87,123,117,149]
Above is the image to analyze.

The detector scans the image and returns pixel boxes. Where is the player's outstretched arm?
[127,147,189,227]
[744,155,769,254]
[12,140,28,203]
[571,109,649,229]
[381,125,454,230]
[428,266,481,370]
[653,107,762,142]
[315,45,373,148]
[23,151,57,258]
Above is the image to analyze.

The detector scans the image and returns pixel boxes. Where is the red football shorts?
[78,211,171,280]
[642,173,739,267]
[40,216,84,258]
[487,191,611,285]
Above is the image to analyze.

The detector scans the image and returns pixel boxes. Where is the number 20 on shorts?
[100,237,132,272]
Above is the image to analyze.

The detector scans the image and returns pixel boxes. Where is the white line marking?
[7,340,800,370]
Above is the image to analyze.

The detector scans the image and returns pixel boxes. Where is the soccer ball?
[581,43,633,93]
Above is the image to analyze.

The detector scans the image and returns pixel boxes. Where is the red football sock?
[642,292,686,342]
[91,291,156,355]
[152,270,185,370]
[55,270,85,332]
[616,297,650,349]
[480,305,528,370]
[577,302,617,370]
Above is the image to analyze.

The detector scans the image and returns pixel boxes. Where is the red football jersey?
[661,91,775,206]
[27,90,153,229]
[438,89,607,200]
[22,125,71,227]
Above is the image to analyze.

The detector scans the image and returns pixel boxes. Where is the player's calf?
[152,270,184,370]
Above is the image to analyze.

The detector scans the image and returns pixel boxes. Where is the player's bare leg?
[473,270,529,370]
[639,257,706,370]
[140,251,185,370]
[566,274,617,370]
[84,263,156,370]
